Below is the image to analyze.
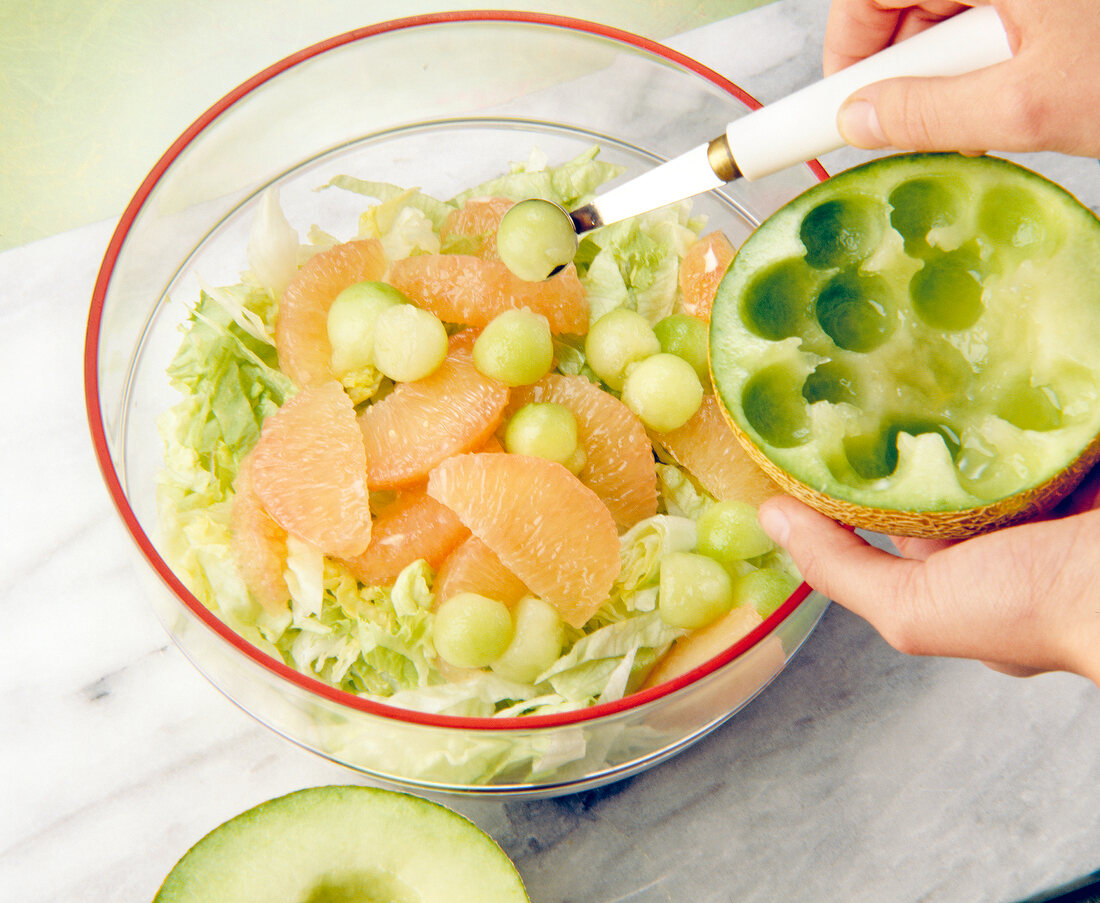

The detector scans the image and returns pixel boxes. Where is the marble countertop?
[3,2,1098,901]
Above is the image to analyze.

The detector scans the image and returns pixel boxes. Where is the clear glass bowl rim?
[83,9,828,733]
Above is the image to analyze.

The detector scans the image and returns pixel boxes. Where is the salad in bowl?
[158,148,805,721]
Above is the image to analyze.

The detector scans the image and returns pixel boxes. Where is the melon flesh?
[153,785,528,903]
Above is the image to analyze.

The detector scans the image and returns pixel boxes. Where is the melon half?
[153,785,528,903]
[709,153,1100,538]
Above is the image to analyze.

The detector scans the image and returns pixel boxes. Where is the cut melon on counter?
[153,785,528,903]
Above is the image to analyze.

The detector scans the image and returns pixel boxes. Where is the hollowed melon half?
[710,153,1100,538]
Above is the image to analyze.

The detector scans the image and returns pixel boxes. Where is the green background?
[1,0,774,251]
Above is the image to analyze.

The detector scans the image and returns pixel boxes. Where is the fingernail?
[757,505,790,547]
[838,99,887,148]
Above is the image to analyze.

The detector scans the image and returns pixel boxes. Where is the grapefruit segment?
[434,535,529,609]
[427,453,619,628]
[341,487,469,586]
[358,331,510,490]
[230,452,290,613]
[511,373,658,528]
[249,381,373,559]
[388,254,589,335]
[477,434,505,454]
[275,238,387,387]
[657,394,781,507]
[440,196,514,259]
[641,604,776,689]
[679,231,735,321]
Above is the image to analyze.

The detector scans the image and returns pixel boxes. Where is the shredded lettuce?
[617,515,698,596]
[348,184,444,260]
[582,248,631,323]
[338,364,386,406]
[550,336,589,377]
[579,202,699,327]
[246,188,299,299]
[157,287,292,506]
[285,536,325,621]
[156,285,294,648]
[199,280,274,346]
[450,146,625,210]
[321,177,456,231]
[656,462,711,520]
[537,613,682,703]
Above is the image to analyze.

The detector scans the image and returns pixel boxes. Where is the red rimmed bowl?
[85,11,829,798]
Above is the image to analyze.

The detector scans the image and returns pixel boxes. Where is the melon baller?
[531,6,1013,240]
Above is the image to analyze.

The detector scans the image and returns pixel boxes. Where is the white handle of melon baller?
[725,4,1012,178]
[571,5,1012,232]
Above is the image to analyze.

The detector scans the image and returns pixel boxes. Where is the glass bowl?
[85,11,830,799]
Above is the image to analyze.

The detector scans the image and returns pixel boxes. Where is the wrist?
[1075,629,1100,690]
[1065,543,1100,689]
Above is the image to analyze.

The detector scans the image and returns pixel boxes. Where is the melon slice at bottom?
[152,785,528,903]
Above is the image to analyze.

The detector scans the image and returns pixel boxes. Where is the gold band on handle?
[707,134,742,183]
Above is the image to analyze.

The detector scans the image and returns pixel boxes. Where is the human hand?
[823,0,1100,157]
[756,466,1100,686]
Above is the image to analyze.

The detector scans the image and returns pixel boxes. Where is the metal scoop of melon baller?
[502,6,1011,279]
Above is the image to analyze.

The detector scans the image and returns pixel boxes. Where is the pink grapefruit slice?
[656,393,781,507]
[388,254,589,335]
[248,381,373,558]
[641,604,782,690]
[440,196,514,259]
[511,373,658,529]
[231,452,290,614]
[427,453,619,628]
[433,535,529,609]
[341,487,469,587]
[679,231,735,321]
[274,238,386,387]
[358,331,510,490]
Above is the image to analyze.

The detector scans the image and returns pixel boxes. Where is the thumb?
[756,496,923,625]
[836,63,1018,153]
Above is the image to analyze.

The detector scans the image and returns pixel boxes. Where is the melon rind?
[719,407,1100,539]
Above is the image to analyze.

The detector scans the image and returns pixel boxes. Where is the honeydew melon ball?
[490,596,565,684]
[372,303,448,382]
[505,402,585,474]
[497,198,578,282]
[654,313,711,387]
[473,308,554,387]
[734,567,802,618]
[326,280,405,374]
[433,592,514,669]
[697,500,775,566]
[658,551,735,630]
[621,353,704,433]
[585,308,661,391]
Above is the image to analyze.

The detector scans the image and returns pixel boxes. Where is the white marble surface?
[3,2,1099,901]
